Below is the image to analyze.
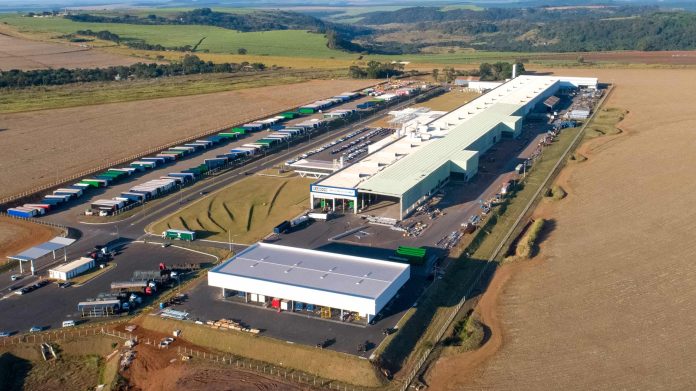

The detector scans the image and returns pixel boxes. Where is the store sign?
[310,185,357,197]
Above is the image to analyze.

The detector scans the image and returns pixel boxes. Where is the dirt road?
[0,79,375,199]
[427,68,696,390]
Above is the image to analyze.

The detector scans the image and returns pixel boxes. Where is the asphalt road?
[0,242,211,333]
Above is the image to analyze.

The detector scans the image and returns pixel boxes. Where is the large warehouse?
[208,243,410,323]
[310,75,597,220]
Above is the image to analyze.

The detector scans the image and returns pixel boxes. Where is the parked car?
[61,282,73,288]
[10,274,21,281]
[29,326,42,333]
[0,331,11,337]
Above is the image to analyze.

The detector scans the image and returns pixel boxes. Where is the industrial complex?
[310,75,597,219]
[0,70,604,389]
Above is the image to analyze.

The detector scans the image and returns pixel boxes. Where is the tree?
[237,48,247,55]
[432,68,439,82]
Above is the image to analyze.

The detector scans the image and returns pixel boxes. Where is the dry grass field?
[427,68,696,390]
[0,216,61,261]
[150,175,312,245]
[0,32,140,70]
[0,79,375,199]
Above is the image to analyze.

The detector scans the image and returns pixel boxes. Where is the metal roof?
[8,237,75,261]
[314,75,584,197]
[49,257,93,273]
[209,243,409,300]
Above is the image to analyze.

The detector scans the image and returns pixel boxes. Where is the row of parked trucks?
[6,88,371,219]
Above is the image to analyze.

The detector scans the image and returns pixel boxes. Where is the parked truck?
[162,229,196,241]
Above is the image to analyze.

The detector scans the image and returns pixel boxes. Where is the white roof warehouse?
[310,75,598,220]
[208,243,410,322]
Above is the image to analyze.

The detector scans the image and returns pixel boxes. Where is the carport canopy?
[8,236,75,275]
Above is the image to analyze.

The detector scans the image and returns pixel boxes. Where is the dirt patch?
[0,216,61,261]
[117,323,308,391]
[0,32,140,70]
[0,79,376,199]
[428,67,696,389]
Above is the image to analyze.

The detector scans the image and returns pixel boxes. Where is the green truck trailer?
[394,246,427,265]
[162,229,196,241]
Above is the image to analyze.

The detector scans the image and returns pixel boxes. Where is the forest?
[352,6,696,53]
[0,55,265,88]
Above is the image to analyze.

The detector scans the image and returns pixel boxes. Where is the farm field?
[427,67,696,390]
[0,68,346,113]
[0,78,376,199]
[0,32,140,70]
[0,15,347,58]
[0,216,61,263]
[150,175,313,245]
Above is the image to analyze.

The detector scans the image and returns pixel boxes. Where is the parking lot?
[286,127,394,166]
[0,242,211,334]
[166,255,431,356]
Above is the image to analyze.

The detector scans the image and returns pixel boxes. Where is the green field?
[150,174,313,245]
[0,14,559,66]
[0,15,349,58]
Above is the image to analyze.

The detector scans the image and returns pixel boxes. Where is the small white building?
[49,257,95,281]
[208,243,410,323]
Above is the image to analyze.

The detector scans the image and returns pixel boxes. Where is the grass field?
[0,69,345,113]
[0,15,347,58]
[584,107,626,138]
[139,316,384,387]
[418,89,482,111]
[150,175,313,245]
[376,115,590,378]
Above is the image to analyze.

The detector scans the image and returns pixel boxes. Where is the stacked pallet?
[207,319,260,334]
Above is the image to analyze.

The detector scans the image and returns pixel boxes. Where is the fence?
[0,81,395,208]
[398,297,466,391]
[396,86,615,390]
[177,345,368,391]
[0,212,68,236]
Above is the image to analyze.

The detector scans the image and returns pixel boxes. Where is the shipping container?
[142,157,166,165]
[24,203,51,212]
[218,132,239,139]
[156,154,176,161]
[231,148,255,156]
[120,192,145,202]
[242,123,264,132]
[45,194,71,202]
[168,172,195,182]
[280,112,299,119]
[269,124,285,131]
[41,198,63,206]
[184,143,204,151]
[231,127,246,135]
[7,208,34,218]
[298,107,315,114]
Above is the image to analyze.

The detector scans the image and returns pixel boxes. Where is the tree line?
[432,61,525,83]
[348,61,404,79]
[69,29,196,52]
[0,55,266,89]
[350,5,696,53]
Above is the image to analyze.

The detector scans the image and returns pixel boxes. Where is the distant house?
[454,76,480,87]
